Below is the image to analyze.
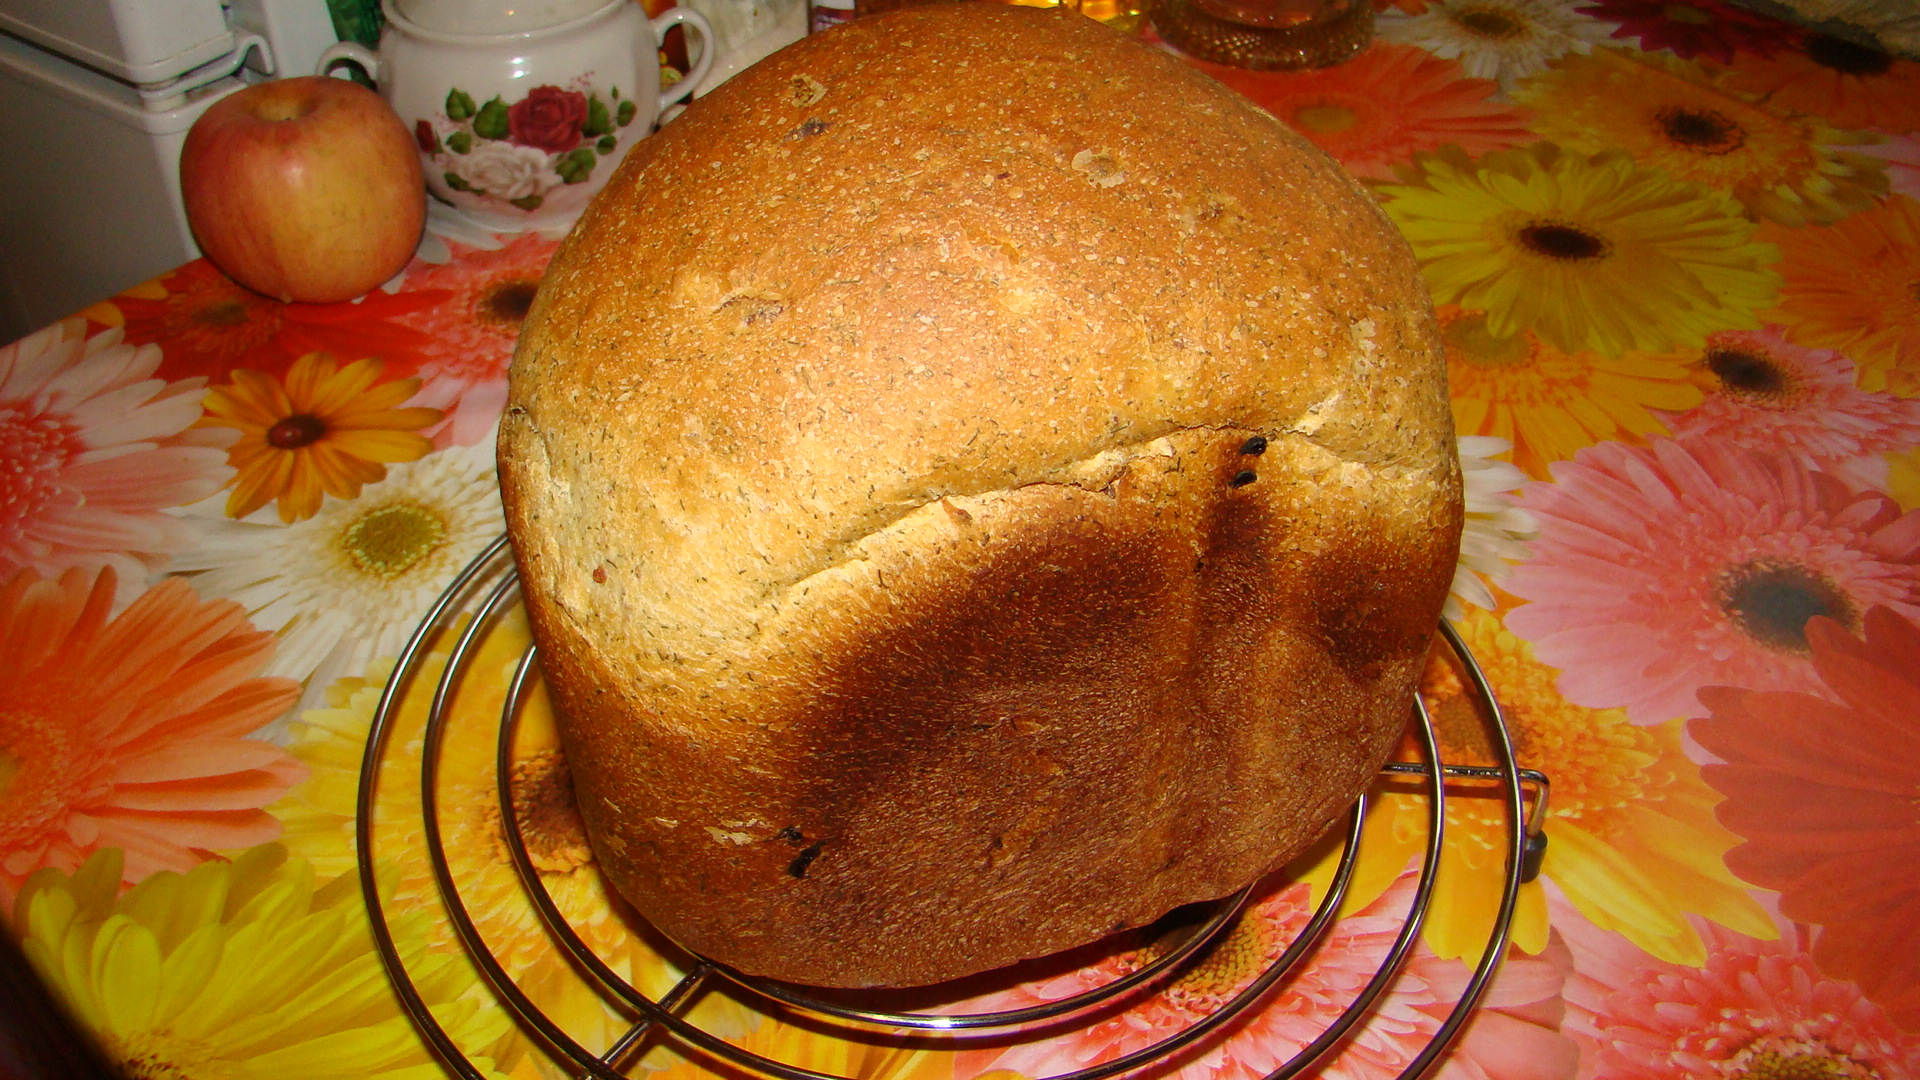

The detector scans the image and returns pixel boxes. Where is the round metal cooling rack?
[357,535,1552,1080]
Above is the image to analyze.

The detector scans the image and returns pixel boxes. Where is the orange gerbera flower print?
[199,352,440,523]
[1190,44,1532,180]
[1438,304,1702,479]
[1718,34,1920,133]
[1694,606,1920,1030]
[1761,193,1920,396]
[107,260,448,385]
[0,567,303,909]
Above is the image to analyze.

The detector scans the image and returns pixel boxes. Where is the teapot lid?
[390,0,615,35]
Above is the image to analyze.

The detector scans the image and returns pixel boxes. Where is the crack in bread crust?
[770,421,1437,604]
[520,424,1457,985]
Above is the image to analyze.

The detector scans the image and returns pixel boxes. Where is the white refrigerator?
[0,0,343,342]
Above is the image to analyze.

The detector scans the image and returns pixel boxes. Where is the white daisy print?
[170,436,504,706]
[1377,0,1618,91]
[1450,435,1535,620]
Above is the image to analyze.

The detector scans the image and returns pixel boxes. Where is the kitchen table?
[4,2,1919,1079]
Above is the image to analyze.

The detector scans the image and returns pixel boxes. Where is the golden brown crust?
[500,1,1461,988]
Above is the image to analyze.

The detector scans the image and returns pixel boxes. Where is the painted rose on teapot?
[415,79,645,212]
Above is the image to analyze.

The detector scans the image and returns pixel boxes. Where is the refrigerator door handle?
[138,32,271,111]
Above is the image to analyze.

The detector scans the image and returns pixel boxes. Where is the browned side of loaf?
[499,2,1461,988]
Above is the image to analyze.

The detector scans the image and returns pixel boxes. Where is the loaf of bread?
[499,2,1461,988]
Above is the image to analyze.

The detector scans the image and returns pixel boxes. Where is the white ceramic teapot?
[393,0,609,34]
[319,0,713,231]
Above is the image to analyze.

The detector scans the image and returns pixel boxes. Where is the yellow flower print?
[268,609,760,1075]
[12,844,508,1080]
[1380,143,1780,359]
[199,352,439,523]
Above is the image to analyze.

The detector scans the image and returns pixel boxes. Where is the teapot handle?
[651,7,716,113]
[317,40,382,82]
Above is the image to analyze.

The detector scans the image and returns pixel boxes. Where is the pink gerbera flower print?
[1852,131,1920,201]
[1693,606,1920,1030]
[1557,899,1920,1078]
[0,322,232,600]
[393,233,559,447]
[0,567,303,909]
[1655,325,1920,491]
[949,872,1576,1080]
[1416,938,1576,1080]
[1574,0,1792,63]
[1502,437,1920,725]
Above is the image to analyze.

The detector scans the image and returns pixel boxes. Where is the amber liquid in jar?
[1151,0,1373,69]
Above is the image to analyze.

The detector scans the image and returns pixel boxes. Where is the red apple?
[181,76,426,304]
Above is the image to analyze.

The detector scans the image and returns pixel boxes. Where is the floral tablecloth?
[5,1,1920,1078]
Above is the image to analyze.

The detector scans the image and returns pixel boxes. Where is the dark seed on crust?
[788,842,825,878]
